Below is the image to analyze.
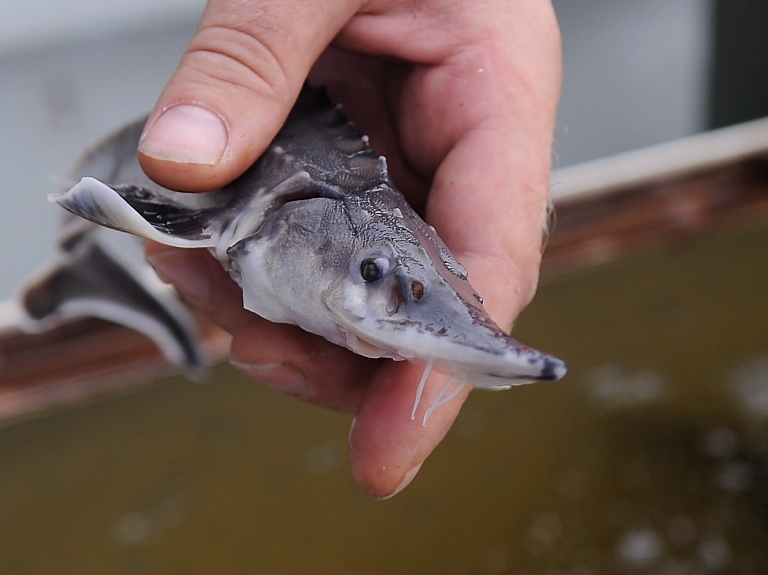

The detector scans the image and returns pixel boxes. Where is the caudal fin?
[19,224,206,373]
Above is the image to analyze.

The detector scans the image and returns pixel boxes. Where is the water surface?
[0,223,766,574]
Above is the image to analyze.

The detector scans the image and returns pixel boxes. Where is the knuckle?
[183,24,290,102]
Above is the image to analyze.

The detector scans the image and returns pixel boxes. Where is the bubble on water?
[615,528,665,569]
[714,461,753,493]
[303,440,343,475]
[725,356,768,420]
[668,515,698,547]
[701,427,740,459]
[108,488,187,547]
[697,535,731,570]
[111,512,156,546]
[526,512,563,554]
[588,365,666,410]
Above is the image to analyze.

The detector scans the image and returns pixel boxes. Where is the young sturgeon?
[53,86,566,421]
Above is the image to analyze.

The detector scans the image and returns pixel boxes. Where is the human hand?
[141,0,562,498]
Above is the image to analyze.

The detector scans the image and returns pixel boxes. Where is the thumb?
[138,0,362,191]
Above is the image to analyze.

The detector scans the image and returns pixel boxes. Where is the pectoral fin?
[52,177,224,248]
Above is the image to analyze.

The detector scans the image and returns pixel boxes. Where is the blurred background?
[2,0,766,297]
[0,0,725,299]
[1,1,767,573]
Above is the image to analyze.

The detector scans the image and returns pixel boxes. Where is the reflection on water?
[726,357,768,421]
[0,224,766,574]
[588,365,667,410]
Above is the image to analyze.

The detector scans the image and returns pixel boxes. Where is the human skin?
[139,0,562,499]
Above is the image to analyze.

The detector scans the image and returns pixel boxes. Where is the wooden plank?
[545,157,768,277]
[0,318,230,423]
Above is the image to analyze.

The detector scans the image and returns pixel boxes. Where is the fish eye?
[360,257,389,283]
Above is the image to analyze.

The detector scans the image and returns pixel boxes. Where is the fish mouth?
[341,330,400,360]
[430,352,567,390]
[438,354,567,390]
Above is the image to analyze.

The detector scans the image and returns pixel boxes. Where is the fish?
[52,85,566,423]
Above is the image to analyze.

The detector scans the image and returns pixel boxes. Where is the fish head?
[321,188,566,389]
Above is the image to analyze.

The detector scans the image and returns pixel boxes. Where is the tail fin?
[19,223,206,374]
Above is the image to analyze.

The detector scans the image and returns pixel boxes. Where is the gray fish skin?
[55,86,566,389]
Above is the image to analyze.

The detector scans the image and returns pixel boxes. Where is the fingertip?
[348,363,469,498]
[138,104,234,192]
[136,45,291,192]
[370,462,423,501]
[139,104,228,166]
[137,100,253,193]
[136,0,362,192]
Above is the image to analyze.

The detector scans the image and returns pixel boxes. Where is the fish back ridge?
[240,85,389,197]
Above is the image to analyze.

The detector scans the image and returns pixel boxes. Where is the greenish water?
[1,224,767,574]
